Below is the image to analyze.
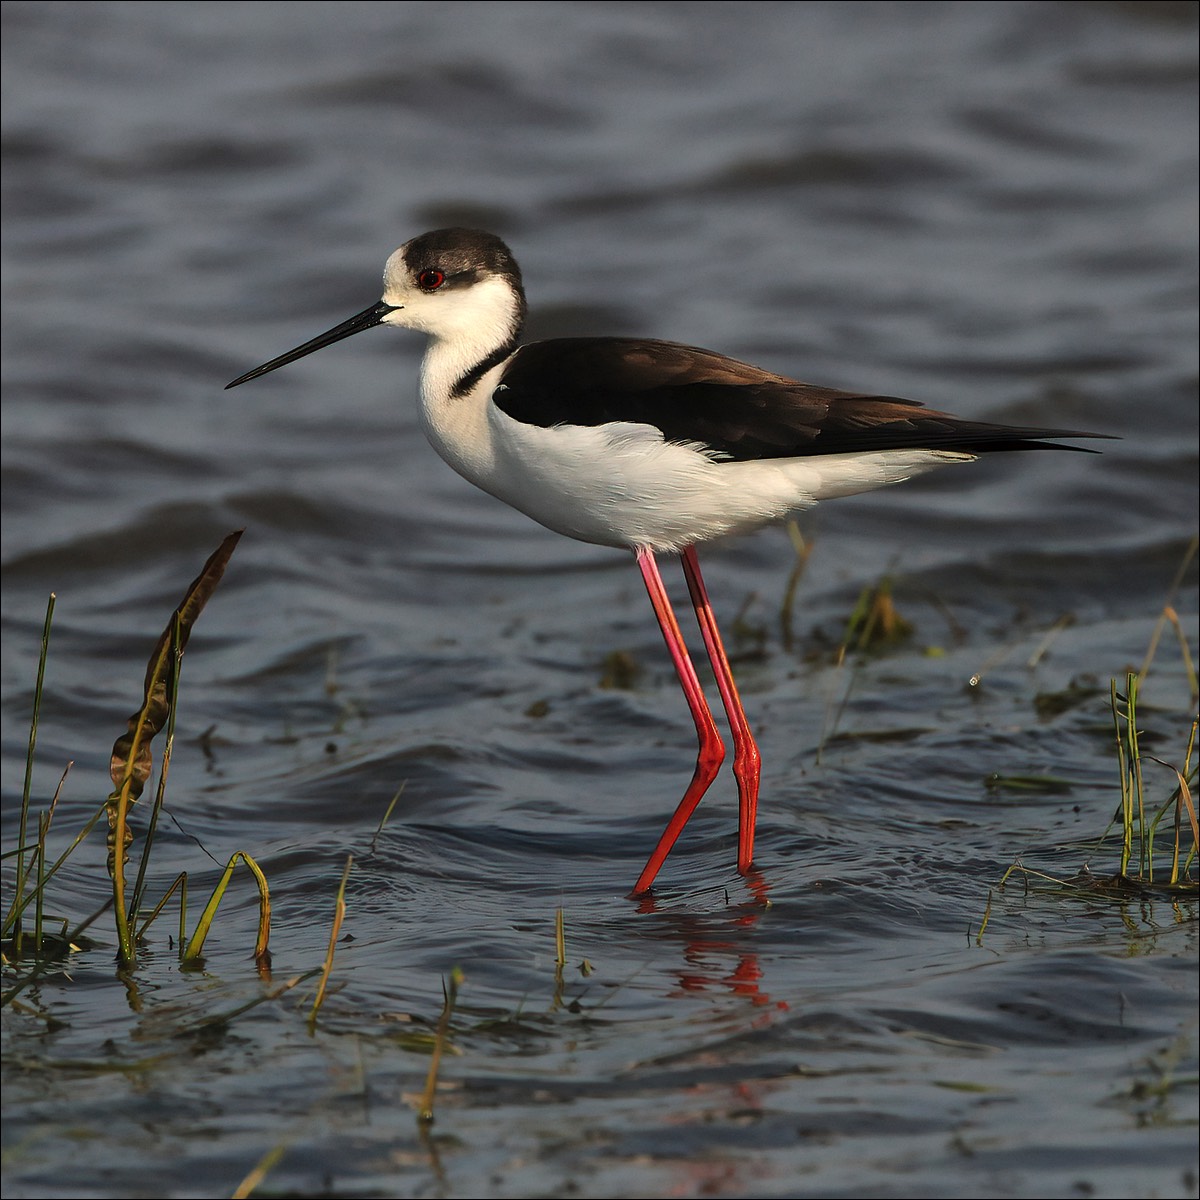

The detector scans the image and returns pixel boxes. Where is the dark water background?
[2,3,1198,1197]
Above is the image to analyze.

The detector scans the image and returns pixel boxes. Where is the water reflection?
[632,870,790,1010]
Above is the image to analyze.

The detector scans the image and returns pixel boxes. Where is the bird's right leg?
[629,547,725,895]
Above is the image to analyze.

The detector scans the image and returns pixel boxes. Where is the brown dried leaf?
[108,531,243,800]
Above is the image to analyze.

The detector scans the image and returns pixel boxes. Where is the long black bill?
[225,300,399,389]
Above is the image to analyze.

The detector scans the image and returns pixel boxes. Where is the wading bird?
[227,228,1105,894]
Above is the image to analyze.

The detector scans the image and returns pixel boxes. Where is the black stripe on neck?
[451,336,521,399]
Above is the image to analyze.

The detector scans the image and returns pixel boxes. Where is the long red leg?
[630,547,725,895]
[681,546,761,874]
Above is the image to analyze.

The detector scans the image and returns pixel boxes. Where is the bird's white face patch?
[379,246,519,351]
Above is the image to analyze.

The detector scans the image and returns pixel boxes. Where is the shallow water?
[2,3,1198,1198]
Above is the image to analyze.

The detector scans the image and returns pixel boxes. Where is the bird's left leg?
[680,545,761,874]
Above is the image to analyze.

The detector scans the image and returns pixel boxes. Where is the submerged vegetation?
[983,671,1197,925]
[980,539,1199,930]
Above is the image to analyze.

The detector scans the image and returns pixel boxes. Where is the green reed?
[1,532,274,1000]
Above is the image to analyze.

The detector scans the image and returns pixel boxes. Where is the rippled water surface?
[2,3,1198,1198]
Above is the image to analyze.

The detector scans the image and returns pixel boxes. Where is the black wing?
[493,338,1110,460]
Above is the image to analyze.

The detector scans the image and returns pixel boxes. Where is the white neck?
[407,275,522,485]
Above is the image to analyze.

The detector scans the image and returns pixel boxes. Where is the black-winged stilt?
[227,228,1107,895]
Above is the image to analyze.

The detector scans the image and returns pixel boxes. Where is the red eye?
[418,269,446,291]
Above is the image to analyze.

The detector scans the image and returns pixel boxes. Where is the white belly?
[478,408,974,552]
